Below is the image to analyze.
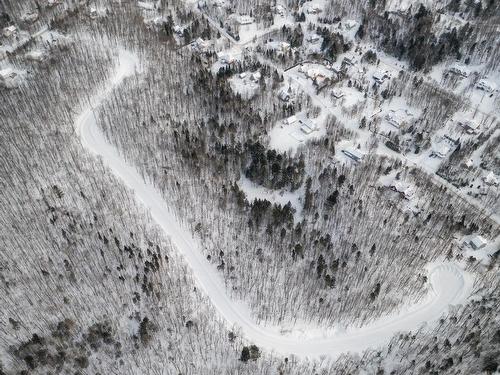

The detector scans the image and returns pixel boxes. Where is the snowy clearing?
[237,174,303,222]
[76,50,475,358]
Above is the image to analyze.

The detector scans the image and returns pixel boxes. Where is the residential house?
[465,235,488,250]
[483,171,498,186]
[458,120,480,134]
[448,65,469,78]
[307,34,320,44]
[330,65,342,79]
[22,11,39,23]
[343,20,358,30]
[313,75,329,89]
[444,134,460,145]
[173,25,183,35]
[213,0,226,7]
[342,149,364,163]
[279,88,293,102]
[278,42,290,54]
[342,55,357,66]
[192,38,211,52]
[305,68,329,83]
[298,116,318,134]
[433,143,451,158]
[47,0,63,7]
[284,115,298,125]
[137,1,156,10]
[332,89,344,99]
[3,25,17,38]
[237,15,254,25]
[250,72,261,82]
[25,50,46,62]
[476,79,495,93]
[218,52,235,64]
[391,181,416,199]
[373,71,390,84]
[385,109,412,129]
[307,5,322,14]
[275,5,285,16]
[89,7,98,19]
[0,68,19,87]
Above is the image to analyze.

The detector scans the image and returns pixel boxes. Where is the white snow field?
[76,50,474,358]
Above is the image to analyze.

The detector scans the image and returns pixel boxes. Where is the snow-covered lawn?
[237,175,303,222]
[428,61,500,117]
[228,71,260,100]
[0,66,27,88]
[268,113,326,154]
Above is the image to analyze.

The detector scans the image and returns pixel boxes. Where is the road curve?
[75,50,473,358]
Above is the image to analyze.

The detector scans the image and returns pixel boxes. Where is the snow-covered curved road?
[75,50,473,358]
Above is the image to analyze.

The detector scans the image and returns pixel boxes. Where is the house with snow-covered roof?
[298,116,318,135]
[432,143,451,158]
[476,79,495,93]
[306,4,322,14]
[192,38,211,52]
[22,11,39,23]
[173,25,183,35]
[47,0,63,6]
[137,1,157,10]
[307,34,321,44]
[284,115,298,125]
[218,52,236,64]
[465,235,488,250]
[332,89,344,99]
[314,75,330,88]
[250,72,261,82]
[277,41,291,54]
[483,171,498,186]
[0,68,22,87]
[342,149,364,163]
[330,64,342,75]
[391,181,416,200]
[448,65,469,78]
[0,68,17,81]
[457,120,480,134]
[89,7,99,19]
[25,50,46,62]
[278,88,294,102]
[385,109,413,129]
[237,15,254,25]
[373,71,390,84]
[3,25,17,38]
[275,5,285,16]
[342,55,357,66]
[343,20,358,30]
[212,0,227,7]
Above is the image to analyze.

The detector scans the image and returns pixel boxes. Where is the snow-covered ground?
[268,112,326,154]
[0,65,27,88]
[281,54,500,226]
[237,175,303,222]
[428,61,500,117]
[76,49,475,358]
[462,234,500,264]
[228,71,260,100]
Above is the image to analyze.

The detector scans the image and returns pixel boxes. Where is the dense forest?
[0,0,499,374]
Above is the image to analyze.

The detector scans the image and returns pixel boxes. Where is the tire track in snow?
[75,49,474,358]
